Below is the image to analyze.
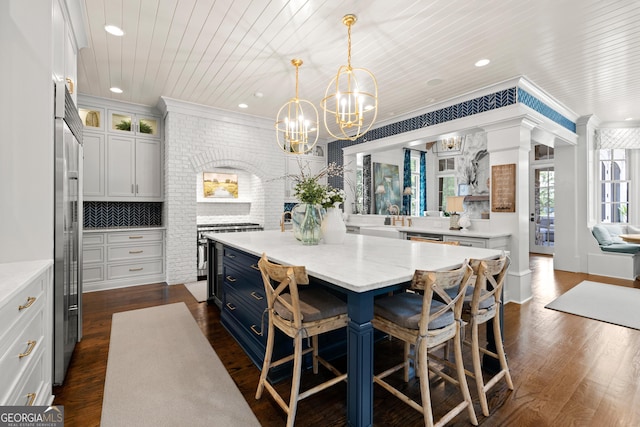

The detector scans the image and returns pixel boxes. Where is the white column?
[485,119,535,303]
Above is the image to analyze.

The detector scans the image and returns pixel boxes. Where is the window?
[437,157,456,212]
[599,149,629,223]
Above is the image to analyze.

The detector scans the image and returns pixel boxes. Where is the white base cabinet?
[0,260,53,406]
[82,229,165,292]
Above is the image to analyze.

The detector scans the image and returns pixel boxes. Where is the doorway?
[529,145,554,254]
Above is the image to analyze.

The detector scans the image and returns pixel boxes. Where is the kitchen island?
[206,230,503,427]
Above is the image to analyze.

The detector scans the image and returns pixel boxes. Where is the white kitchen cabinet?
[109,110,160,139]
[79,97,163,201]
[82,229,165,292]
[0,260,53,406]
[83,133,105,198]
[107,135,162,199]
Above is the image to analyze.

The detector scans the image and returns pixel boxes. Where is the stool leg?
[455,323,478,425]
[286,334,304,427]
[417,340,435,427]
[471,318,489,417]
[256,320,274,400]
[312,335,319,374]
[493,313,513,389]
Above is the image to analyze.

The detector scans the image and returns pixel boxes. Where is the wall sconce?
[439,135,464,152]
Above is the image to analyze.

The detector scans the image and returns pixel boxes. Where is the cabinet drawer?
[0,274,46,346]
[223,247,260,272]
[107,230,163,244]
[0,306,45,402]
[83,264,105,283]
[3,345,47,406]
[107,259,164,280]
[446,236,486,248]
[223,262,264,295]
[83,246,104,263]
[223,285,265,344]
[107,242,163,262]
[83,233,104,246]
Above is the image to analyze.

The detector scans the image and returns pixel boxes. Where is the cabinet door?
[135,139,162,198]
[109,110,159,138]
[109,111,134,135]
[107,135,135,197]
[83,133,105,198]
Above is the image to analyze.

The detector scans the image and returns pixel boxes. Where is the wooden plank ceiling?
[78,0,640,137]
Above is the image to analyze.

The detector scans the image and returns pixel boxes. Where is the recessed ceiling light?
[110,87,123,94]
[104,25,124,36]
[238,103,248,109]
[475,59,490,67]
[427,78,443,87]
[253,92,263,98]
[625,117,634,121]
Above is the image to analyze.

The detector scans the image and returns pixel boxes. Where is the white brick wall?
[159,99,285,285]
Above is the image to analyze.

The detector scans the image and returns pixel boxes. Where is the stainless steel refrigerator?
[53,81,83,385]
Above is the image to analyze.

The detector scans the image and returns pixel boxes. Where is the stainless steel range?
[197,223,263,304]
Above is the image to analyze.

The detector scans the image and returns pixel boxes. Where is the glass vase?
[321,203,347,244]
[292,203,323,245]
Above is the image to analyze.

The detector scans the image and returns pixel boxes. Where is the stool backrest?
[411,262,473,334]
[258,253,309,328]
[468,256,510,313]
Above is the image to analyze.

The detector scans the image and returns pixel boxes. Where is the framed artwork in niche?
[203,172,238,198]
[373,163,401,215]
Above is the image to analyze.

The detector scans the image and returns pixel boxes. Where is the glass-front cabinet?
[79,107,105,131]
[109,110,159,138]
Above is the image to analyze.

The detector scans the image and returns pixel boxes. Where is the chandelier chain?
[347,21,352,69]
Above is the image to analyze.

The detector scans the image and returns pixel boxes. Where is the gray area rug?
[545,281,640,330]
[101,302,260,426]
[185,280,207,302]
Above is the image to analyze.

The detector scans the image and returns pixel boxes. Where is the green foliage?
[115,119,154,134]
[115,120,132,131]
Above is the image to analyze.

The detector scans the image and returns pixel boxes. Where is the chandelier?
[275,59,319,154]
[321,14,378,141]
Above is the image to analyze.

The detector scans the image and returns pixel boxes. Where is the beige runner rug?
[185,280,208,302]
[101,302,260,426]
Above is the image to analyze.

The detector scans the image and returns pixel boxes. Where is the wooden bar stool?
[371,262,478,427]
[255,253,348,427]
[463,256,513,416]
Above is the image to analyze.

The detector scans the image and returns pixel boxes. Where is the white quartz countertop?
[205,230,503,293]
[396,226,510,239]
[0,259,52,307]
[84,226,165,233]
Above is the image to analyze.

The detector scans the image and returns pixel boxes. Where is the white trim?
[158,96,273,132]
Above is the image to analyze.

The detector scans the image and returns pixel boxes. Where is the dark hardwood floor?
[53,255,640,426]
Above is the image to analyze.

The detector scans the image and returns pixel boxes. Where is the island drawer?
[222,247,261,273]
[222,283,266,345]
[223,262,264,294]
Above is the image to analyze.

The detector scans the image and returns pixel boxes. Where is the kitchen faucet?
[280,211,292,232]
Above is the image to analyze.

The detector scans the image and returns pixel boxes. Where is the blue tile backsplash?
[84,202,163,228]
